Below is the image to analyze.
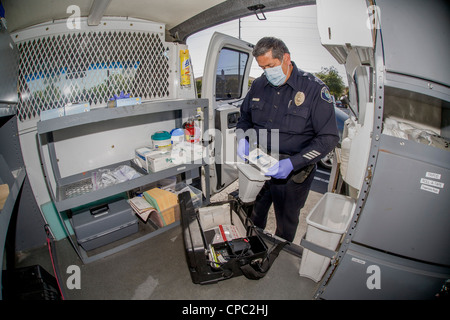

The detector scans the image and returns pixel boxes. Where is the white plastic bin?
[237,163,270,203]
[299,192,355,282]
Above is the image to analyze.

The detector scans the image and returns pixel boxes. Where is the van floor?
[15,225,320,300]
[13,185,323,300]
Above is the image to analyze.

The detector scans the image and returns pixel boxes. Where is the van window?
[215,48,249,100]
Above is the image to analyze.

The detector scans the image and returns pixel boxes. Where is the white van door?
[201,32,254,195]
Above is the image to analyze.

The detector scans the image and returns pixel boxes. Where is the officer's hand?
[265,159,293,179]
[237,139,249,160]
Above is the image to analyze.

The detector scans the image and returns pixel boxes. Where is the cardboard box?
[108,97,142,108]
[135,147,175,173]
[65,102,90,115]
[40,107,64,120]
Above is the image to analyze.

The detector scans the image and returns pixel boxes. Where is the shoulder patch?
[320,87,333,103]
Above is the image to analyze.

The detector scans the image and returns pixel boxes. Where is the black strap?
[239,241,289,280]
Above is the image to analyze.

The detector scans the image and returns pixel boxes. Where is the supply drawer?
[352,135,450,266]
[320,244,450,300]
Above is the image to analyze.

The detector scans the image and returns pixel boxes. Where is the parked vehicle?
[319,106,349,169]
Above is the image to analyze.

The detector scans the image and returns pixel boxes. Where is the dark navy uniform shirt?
[236,61,340,171]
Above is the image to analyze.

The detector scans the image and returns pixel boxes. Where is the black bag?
[179,191,288,284]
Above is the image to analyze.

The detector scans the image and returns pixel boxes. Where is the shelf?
[0,106,17,119]
[54,160,205,212]
[379,133,450,169]
[385,72,450,103]
[76,220,181,264]
[37,98,208,133]
[37,98,210,263]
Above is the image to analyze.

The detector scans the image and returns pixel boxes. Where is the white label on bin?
[420,184,440,194]
[351,257,366,265]
[420,178,444,189]
[425,172,441,180]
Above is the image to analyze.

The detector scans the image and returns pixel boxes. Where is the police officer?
[236,37,339,242]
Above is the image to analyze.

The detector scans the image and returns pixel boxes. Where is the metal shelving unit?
[37,98,210,263]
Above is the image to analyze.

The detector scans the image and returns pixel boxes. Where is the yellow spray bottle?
[180,50,191,86]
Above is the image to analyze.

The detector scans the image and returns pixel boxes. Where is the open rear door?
[201,32,254,195]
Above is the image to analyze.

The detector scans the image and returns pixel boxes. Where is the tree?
[195,78,202,98]
[314,67,345,100]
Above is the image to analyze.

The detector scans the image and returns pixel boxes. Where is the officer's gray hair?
[252,37,290,61]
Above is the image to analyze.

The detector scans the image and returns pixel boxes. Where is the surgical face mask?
[264,59,287,86]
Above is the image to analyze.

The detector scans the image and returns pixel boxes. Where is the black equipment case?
[178,191,287,284]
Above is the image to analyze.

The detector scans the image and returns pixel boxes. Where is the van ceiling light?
[247,4,267,21]
[88,0,112,26]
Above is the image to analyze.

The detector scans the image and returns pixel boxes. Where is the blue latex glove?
[237,139,249,160]
[110,91,130,101]
[265,159,294,179]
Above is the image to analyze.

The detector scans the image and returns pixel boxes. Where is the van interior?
[0,0,449,302]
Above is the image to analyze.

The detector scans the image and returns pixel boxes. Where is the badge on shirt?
[294,91,305,106]
[321,87,333,103]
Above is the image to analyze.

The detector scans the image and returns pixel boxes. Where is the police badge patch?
[294,91,305,106]
[320,87,333,103]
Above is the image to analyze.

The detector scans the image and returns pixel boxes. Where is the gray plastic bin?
[72,199,138,251]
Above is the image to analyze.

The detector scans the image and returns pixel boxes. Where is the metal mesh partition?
[16,30,170,122]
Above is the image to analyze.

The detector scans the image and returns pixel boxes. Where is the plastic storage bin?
[187,184,203,209]
[2,265,62,300]
[237,163,270,203]
[166,182,203,209]
[158,176,177,190]
[299,192,355,282]
[72,199,138,251]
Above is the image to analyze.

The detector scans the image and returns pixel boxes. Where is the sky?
[186,4,347,84]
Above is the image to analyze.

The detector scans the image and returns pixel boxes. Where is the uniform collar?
[285,61,300,90]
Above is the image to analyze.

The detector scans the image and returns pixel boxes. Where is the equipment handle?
[90,204,109,216]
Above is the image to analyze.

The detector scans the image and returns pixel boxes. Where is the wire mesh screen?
[16,30,170,122]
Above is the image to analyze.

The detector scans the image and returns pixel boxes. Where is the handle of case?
[90,204,109,216]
